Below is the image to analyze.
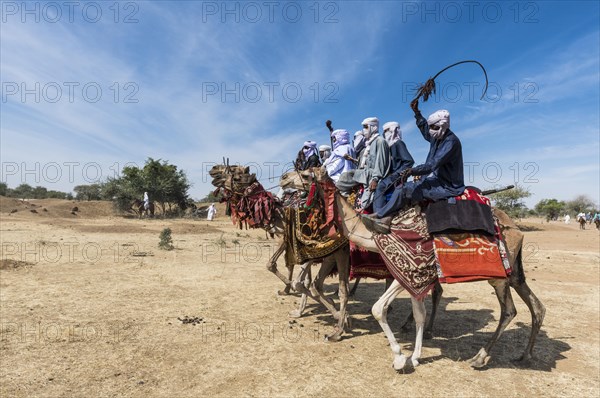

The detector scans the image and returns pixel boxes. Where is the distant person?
[322,129,356,182]
[143,192,150,211]
[295,141,321,171]
[564,214,570,224]
[318,144,332,163]
[207,203,217,221]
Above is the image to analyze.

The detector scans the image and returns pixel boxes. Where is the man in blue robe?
[372,121,414,215]
[363,102,465,233]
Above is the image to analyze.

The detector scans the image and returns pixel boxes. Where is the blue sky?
[1,0,599,207]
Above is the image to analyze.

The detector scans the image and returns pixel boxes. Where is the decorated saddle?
[372,188,512,299]
[284,180,347,264]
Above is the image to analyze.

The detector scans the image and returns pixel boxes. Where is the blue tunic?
[376,111,465,217]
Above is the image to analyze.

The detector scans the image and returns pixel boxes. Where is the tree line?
[1,158,194,215]
[489,184,597,220]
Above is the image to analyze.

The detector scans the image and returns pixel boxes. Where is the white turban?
[318,144,332,162]
[318,144,331,152]
[382,121,401,146]
[361,117,379,139]
[427,110,450,139]
[427,110,450,127]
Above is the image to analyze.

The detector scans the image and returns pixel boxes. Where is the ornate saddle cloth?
[225,182,278,230]
[346,190,391,280]
[374,205,512,299]
[283,181,347,264]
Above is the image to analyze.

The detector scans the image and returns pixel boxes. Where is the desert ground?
[1,197,598,397]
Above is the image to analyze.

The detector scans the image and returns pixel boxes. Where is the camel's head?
[279,167,330,190]
[209,163,257,193]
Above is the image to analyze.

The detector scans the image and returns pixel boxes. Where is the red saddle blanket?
[372,192,512,298]
[433,233,508,284]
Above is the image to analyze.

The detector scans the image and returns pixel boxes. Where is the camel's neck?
[334,193,379,252]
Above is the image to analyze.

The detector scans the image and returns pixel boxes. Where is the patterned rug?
[347,190,391,280]
[349,243,391,280]
[374,206,437,299]
[433,233,508,283]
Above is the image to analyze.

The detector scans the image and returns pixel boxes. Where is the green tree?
[488,184,532,219]
[200,190,222,203]
[11,184,34,199]
[102,158,191,216]
[564,195,596,214]
[74,184,102,201]
[534,198,565,221]
[32,186,48,199]
[0,182,7,196]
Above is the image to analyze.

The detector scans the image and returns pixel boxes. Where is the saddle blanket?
[374,206,437,300]
[433,233,508,284]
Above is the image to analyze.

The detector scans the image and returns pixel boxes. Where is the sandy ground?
[1,198,599,397]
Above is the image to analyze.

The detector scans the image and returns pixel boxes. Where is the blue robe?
[372,140,414,214]
[376,111,465,218]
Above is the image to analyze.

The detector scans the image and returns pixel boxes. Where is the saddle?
[424,187,496,236]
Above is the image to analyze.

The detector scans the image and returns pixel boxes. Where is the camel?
[132,198,154,218]
[286,168,545,370]
[209,164,353,341]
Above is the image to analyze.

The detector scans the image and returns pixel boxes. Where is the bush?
[158,228,174,250]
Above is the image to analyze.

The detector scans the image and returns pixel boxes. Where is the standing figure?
[207,203,217,221]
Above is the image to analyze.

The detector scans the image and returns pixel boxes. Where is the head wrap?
[331,129,350,149]
[353,130,365,153]
[318,144,332,161]
[302,140,318,159]
[361,117,379,139]
[382,121,401,146]
[427,110,450,140]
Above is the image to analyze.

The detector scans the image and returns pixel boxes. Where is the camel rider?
[322,129,356,182]
[363,102,465,233]
[336,117,390,209]
[319,144,332,163]
[295,140,321,171]
[372,121,415,215]
[353,130,366,160]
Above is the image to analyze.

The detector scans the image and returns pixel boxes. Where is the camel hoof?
[277,287,291,296]
[392,354,407,371]
[288,309,302,318]
[512,353,534,367]
[411,357,420,368]
[324,328,343,342]
[468,354,490,369]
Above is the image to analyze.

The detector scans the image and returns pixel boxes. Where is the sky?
[1,0,599,207]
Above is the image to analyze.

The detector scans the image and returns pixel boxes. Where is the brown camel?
[286,168,546,369]
[209,164,352,341]
[131,198,154,218]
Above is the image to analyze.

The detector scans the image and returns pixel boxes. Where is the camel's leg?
[266,241,293,295]
[335,277,360,297]
[410,297,426,367]
[290,260,339,319]
[509,252,546,364]
[468,279,517,368]
[289,266,312,318]
[424,281,443,339]
[348,277,361,297]
[372,279,407,371]
[325,248,350,342]
[309,256,340,319]
[403,281,441,337]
